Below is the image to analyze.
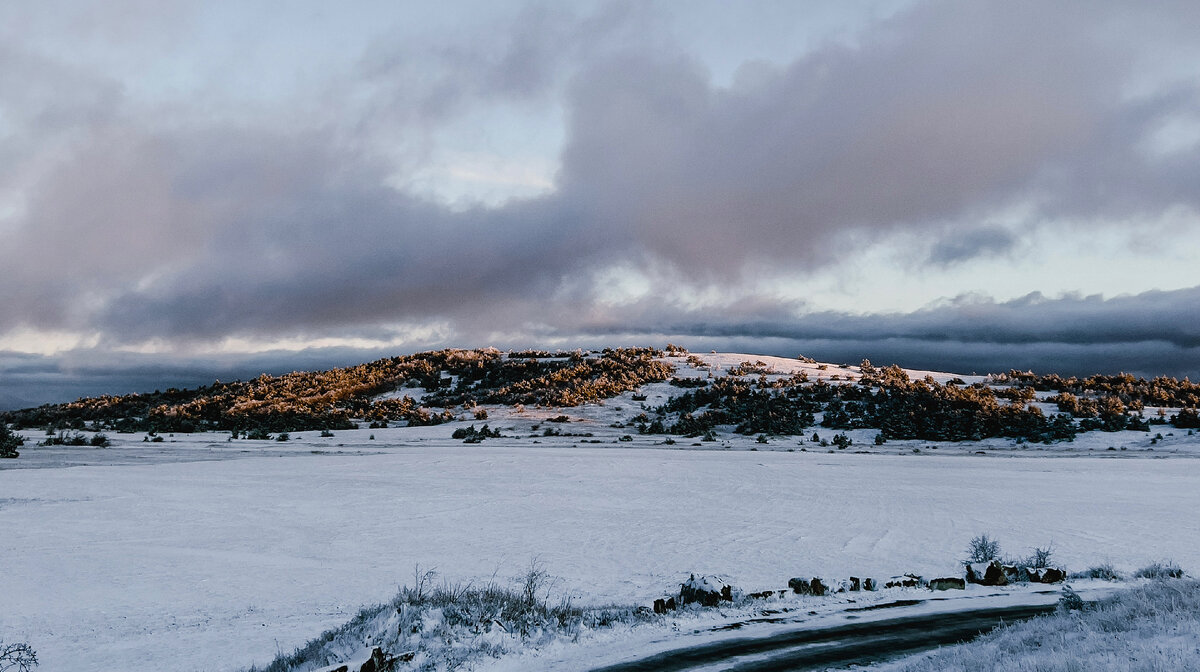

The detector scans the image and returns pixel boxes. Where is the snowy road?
[2,441,1198,671]
[587,601,1060,672]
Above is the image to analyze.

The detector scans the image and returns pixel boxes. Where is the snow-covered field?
[3,436,1199,671]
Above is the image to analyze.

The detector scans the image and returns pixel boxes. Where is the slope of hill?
[5,346,1200,449]
[0,347,671,434]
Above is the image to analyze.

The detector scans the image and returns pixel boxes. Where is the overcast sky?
[3,0,1200,408]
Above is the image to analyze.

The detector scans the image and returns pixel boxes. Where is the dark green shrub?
[0,424,23,458]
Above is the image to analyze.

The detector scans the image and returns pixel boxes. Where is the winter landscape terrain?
[2,348,1198,671]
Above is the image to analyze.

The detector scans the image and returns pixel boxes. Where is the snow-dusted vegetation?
[7,346,1200,450]
[247,563,653,672]
[876,579,1200,672]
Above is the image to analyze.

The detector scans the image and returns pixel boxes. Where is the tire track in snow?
[586,602,1060,672]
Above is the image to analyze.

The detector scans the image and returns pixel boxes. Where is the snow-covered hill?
[3,350,1199,671]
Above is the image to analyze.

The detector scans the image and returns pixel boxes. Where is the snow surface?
[3,351,1199,671]
[3,441,1199,671]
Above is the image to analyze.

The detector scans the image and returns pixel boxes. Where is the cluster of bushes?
[633,365,1087,443]
[859,374,1080,442]
[639,376,818,436]
[727,360,777,377]
[991,369,1200,415]
[451,424,502,443]
[963,534,1058,570]
[1041,392,1152,431]
[39,431,109,447]
[484,348,673,407]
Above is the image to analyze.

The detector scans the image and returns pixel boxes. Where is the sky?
[3,0,1200,408]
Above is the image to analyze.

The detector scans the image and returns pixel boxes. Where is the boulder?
[809,577,830,596]
[788,577,813,595]
[928,577,966,591]
[966,561,1008,586]
[863,578,878,591]
[679,575,734,607]
[1002,564,1023,583]
[359,647,391,672]
[747,590,775,600]
[653,596,677,614]
[884,574,923,589]
[849,577,861,592]
[1039,567,1066,584]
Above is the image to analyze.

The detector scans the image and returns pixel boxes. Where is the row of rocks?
[966,560,1066,586]
[654,563,1068,613]
[788,575,881,595]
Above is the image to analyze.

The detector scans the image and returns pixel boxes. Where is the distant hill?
[3,345,1200,443]
[0,347,672,433]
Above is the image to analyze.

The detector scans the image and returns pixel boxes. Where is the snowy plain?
[3,352,1200,671]
[3,438,1199,671]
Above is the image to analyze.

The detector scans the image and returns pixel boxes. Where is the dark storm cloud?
[926,227,1016,265]
[9,285,1200,409]
[550,285,1200,380]
[3,0,1200,393]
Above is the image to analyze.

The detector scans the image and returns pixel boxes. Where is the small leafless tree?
[965,534,1001,563]
[0,642,38,672]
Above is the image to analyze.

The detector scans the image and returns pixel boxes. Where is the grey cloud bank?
[2,1,1199,406]
[7,286,1200,409]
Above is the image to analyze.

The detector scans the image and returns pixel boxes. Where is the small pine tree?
[1,424,24,458]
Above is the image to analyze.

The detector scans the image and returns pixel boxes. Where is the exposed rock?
[788,577,813,595]
[849,577,861,592]
[966,561,1008,586]
[863,578,877,591]
[1030,567,1066,583]
[359,647,383,672]
[1002,564,1023,583]
[679,575,734,607]
[653,596,677,614]
[747,590,775,600]
[884,574,923,589]
[928,577,966,590]
[809,577,830,596]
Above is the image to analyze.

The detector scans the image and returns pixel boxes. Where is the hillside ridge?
[4,346,1200,445]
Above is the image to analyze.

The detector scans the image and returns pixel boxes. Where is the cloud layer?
[3,1,1200,404]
